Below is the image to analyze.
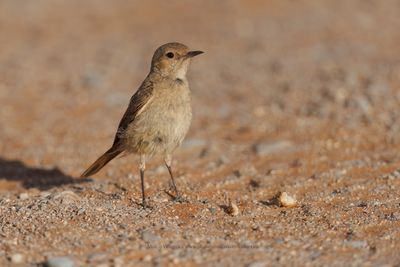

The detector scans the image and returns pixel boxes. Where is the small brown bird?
[81,42,203,208]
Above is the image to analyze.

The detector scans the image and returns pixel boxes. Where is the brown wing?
[112,78,154,146]
[81,77,154,178]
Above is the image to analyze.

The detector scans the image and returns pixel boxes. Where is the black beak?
[186,50,204,58]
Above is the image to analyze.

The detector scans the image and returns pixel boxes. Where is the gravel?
[1,1,400,266]
[45,257,75,267]
[10,253,24,264]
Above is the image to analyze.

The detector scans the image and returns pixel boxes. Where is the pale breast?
[124,80,192,156]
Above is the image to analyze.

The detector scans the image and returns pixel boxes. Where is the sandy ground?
[1,0,400,266]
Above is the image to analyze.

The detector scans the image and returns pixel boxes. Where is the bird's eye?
[166,52,174,59]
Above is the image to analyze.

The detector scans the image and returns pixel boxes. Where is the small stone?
[18,193,29,200]
[356,96,371,115]
[106,169,114,177]
[88,253,107,263]
[141,231,161,243]
[153,195,169,203]
[254,141,294,156]
[279,192,297,208]
[10,253,24,264]
[309,250,322,260]
[40,191,52,199]
[113,257,124,267]
[154,165,166,174]
[53,191,80,205]
[247,261,268,267]
[208,207,217,214]
[193,255,203,264]
[81,71,102,88]
[226,201,240,216]
[217,155,230,165]
[143,255,152,262]
[239,163,258,177]
[346,240,368,249]
[45,256,75,267]
[182,138,207,149]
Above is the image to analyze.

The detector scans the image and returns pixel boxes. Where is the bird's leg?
[139,154,147,208]
[165,154,180,199]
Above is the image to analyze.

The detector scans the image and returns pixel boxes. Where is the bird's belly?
[124,98,192,156]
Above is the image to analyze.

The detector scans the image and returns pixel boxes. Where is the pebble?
[153,195,169,203]
[88,253,107,263]
[141,230,161,243]
[40,191,52,199]
[346,240,368,249]
[113,257,125,267]
[10,253,24,264]
[279,192,298,208]
[53,191,80,205]
[309,250,322,260]
[247,261,268,267]
[81,71,102,89]
[182,138,207,149]
[45,256,75,267]
[143,255,152,262]
[106,169,115,177]
[18,193,29,200]
[239,163,259,177]
[356,96,371,115]
[193,254,203,264]
[208,207,217,214]
[254,141,294,156]
[217,155,230,165]
[154,165,166,174]
[226,201,240,216]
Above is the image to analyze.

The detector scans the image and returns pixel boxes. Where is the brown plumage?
[80,145,124,178]
[81,42,203,208]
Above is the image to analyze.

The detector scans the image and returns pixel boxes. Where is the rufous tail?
[81,146,123,178]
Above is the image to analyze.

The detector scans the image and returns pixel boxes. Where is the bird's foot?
[163,190,189,203]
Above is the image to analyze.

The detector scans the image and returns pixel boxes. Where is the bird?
[81,42,203,208]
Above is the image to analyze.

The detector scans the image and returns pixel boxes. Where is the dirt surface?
[1,0,400,266]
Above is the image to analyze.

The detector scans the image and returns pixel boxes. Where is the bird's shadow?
[0,157,90,190]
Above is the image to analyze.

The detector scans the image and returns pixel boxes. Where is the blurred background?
[1,0,399,172]
[1,0,400,265]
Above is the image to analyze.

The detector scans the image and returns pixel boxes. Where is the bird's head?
[150,42,203,80]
